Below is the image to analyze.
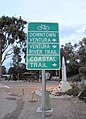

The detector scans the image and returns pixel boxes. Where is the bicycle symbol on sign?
[37,24,49,31]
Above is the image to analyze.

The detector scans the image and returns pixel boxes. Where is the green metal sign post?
[27,22,60,70]
[27,22,60,119]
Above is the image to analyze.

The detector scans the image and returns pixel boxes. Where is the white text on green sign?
[27,22,60,70]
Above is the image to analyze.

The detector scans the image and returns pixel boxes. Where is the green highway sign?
[28,32,59,42]
[26,22,60,70]
[27,56,60,70]
[28,43,60,55]
[28,22,59,31]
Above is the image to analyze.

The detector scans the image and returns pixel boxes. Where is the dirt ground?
[48,97,86,119]
[22,93,86,119]
[0,81,86,119]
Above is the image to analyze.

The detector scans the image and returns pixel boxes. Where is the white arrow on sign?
[52,63,57,67]
[52,45,57,48]
[52,39,56,42]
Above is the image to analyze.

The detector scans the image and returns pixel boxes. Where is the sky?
[1,0,86,69]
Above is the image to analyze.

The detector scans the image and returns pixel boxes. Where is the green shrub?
[68,74,81,82]
[65,87,80,96]
[80,82,86,90]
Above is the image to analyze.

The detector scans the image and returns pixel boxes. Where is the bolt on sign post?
[26,22,60,119]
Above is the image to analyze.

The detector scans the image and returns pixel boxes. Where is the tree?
[8,63,26,80]
[61,39,86,81]
[2,66,7,74]
[12,46,21,66]
[78,38,86,66]
[78,38,86,79]
[0,16,27,80]
[62,42,79,77]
